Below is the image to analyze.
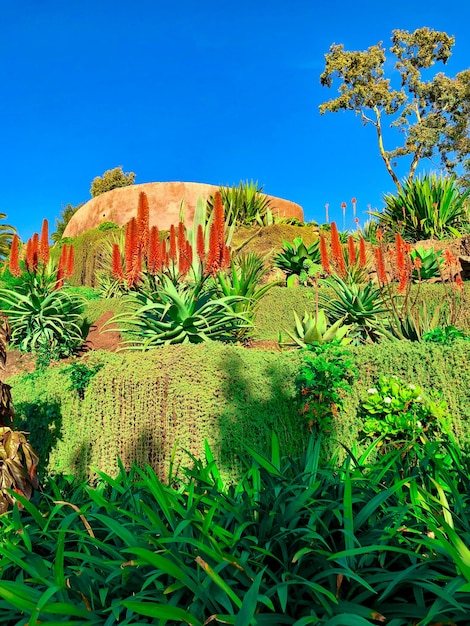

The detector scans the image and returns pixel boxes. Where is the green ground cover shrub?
[1,436,470,623]
[9,344,304,481]
[8,340,470,482]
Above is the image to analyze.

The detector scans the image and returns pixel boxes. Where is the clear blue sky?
[1,1,469,241]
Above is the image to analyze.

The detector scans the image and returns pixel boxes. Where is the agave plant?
[283,309,352,348]
[110,273,252,348]
[410,246,443,281]
[273,237,321,286]
[320,275,387,343]
[371,173,470,241]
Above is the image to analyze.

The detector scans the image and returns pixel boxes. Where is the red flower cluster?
[112,190,231,286]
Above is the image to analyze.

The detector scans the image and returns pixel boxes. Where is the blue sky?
[1,1,469,241]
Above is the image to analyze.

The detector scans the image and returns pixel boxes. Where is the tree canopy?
[51,203,84,242]
[90,166,136,198]
[319,27,470,189]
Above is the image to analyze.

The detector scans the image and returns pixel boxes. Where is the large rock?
[63,181,304,238]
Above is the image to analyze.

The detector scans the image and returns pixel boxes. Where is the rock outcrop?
[63,181,304,238]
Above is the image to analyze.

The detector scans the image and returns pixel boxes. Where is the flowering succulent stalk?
[169,224,177,262]
[136,192,150,261]
[206,191,227,275]
[347,235,356,265]
[9,234,21,278]
[330,222,346,276]
[147,226,161,274]
[112,243,124,280]
[39,219,50,265]
[374,246,387,285]
[319,235,331,275]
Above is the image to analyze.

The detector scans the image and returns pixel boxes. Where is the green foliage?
[273,236,321,285]
[97,220,120,231]
[359,375,452,452]
[0,285,85,365]
[320,27,470,188]
[410,245,443,280]
[110,274,252,348]
[0,213,16,261]
[3,436,470,622]
[320,275,387,343]
[209,180,274,226]
[51,203,84,242]
[215,252,277,335]
[90,166,136,197]
[423,325,469,344]
[371,173,470,241]
[296,345,358,432]
[283,308,352,348]
[0,319,39,513]
[67,227,120,287]
[64,361,104,400]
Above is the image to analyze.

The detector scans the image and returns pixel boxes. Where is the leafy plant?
[2,434,470,622]
[296,344,358,431]
[215,252,277,335]
[209,179,274,227]
[359,375,452,454]
[371,173,470,241]
[283,308,352,348]
[0,287,85,362]
[97,220,120,231]
[410,245,444,281]
[423,325,469,344]
[110,273,252,348]
[273,236,321,286]
[320,274,387,343]
[0,316,39,514]
[64,361,104,400]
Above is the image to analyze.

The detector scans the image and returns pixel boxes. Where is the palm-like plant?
[370,173,470,241]
[0,213,17,261]
[110,274,252,348]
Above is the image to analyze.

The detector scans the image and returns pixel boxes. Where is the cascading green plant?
[208,180,274,227]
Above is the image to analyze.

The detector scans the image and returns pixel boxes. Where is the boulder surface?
[63,181,304,238]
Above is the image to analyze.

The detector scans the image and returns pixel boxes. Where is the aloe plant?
[110,273,251,348]
[284,309,352,348]
[320,274,387,343]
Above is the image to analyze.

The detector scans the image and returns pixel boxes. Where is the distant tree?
[0,214,17,261]
[51,203,84,242]
[90,166,136,198]
[319,27,470,189]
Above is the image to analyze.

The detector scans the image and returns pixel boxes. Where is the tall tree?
[90,166,136,198]
[319,27,470,189]
[51,203,84,242]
